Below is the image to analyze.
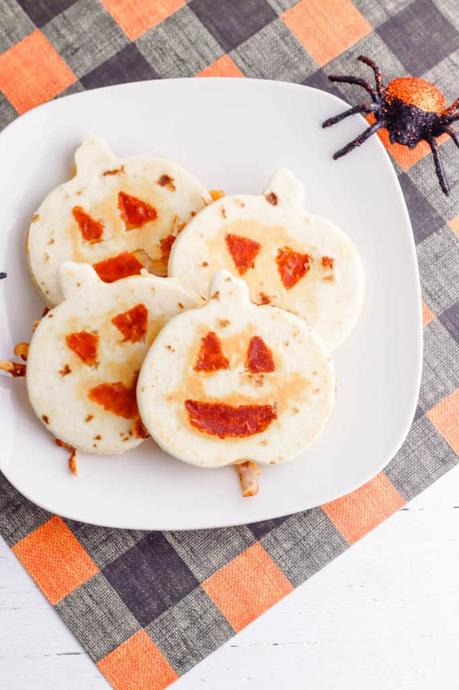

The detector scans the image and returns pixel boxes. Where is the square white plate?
[0,78,422,530]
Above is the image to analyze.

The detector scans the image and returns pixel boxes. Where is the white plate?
[0,78,422,530]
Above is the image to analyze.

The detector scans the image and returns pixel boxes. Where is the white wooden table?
[2,464,459,690]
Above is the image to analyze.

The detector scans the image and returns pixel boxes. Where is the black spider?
[322,55,458,195]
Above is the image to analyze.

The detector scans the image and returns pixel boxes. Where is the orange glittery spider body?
[323,56,458,195]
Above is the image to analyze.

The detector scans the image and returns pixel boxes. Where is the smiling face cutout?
[184,331,277,438]
[169,169,364,351]
[27,136,210,305]
[137,271,335,468]
[26,262,198,454]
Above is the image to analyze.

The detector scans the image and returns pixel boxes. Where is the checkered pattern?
[1,0,458,688]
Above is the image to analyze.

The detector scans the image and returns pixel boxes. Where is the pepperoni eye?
[194,331,229,372]
[225,234,261,275]
[112,303,148,342]
[276,247,311,289]
[72,206,104,243]
[66,331,98,366]
[118,192,157,229]
[247,336,275,373]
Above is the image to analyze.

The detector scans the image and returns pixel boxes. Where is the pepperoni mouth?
[184,400,276,438]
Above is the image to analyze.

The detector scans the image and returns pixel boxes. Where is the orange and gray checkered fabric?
[0,1,458,688]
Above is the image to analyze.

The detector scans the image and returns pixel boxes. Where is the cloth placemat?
[1,1,458,688]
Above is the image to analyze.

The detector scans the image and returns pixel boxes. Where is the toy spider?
[322,55,458,195]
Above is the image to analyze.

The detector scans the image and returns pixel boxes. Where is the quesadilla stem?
[236,460,261,497]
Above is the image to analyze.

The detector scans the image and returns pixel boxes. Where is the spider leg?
[357,55,384,97]
[444,113,459,124]
[333,121,383,160]
[442,125,459,149]
[428,137,449,195]
[327,75,377,102]
[323,103,377,128]
[443,98,459,117]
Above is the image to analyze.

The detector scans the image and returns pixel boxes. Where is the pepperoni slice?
[225,234,261,275]
[93,251,143,283]
[276,247,311,289]
[160,233,176,263]
[321,256,334,269]
[118,191,157,229]
[185,400,276,438]
[72,206,104,243]
[88,381,138,419]
[66,331,98,366]
[132,417,149,438]
[247,336,275,373]
[112,303,148,343]
[194,331,229,372]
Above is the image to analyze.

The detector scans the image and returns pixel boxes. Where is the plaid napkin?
[1,1,458,688]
